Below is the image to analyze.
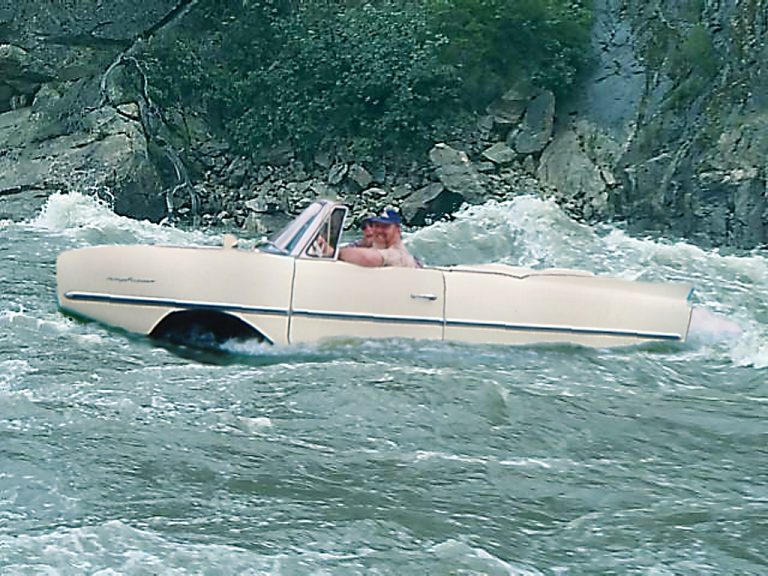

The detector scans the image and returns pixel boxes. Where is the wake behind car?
[56,200,694,348]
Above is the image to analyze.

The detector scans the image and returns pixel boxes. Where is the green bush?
[426,0,594,104]
[145,0,593,161]
[223,2,462,159]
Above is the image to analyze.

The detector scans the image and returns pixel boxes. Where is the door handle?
[410,293,437,301]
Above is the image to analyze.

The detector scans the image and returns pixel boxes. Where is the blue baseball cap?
[371,207,402,226]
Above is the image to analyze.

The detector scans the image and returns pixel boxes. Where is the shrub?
[426,0,594,104]
[145,0,594,161]
[222,2,462,159]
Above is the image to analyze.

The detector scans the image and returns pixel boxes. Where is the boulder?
[327,162,348,185]
[429,143,486,204]
[512,90,555,155]
[0,1,190,221]
[537,128,610,220]
[481,142,518,166]
[399,181,465,226]
[485,85,531,138]
[347,163,373,191]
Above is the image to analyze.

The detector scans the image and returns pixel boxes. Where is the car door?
[289,259,445,344]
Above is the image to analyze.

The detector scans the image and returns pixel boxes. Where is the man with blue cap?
[339,207,418,268]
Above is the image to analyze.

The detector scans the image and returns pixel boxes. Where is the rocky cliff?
[1,0,766,248]
[550,0,768,249]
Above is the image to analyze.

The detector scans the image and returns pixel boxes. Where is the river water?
[1,193,766,575]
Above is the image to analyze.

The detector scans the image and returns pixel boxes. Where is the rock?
[314,150,333,169]
[0,89,166,221]
[538,128,609,220]
[244,198,266,213]
[0,44,55,113]
[399,181,464,226]
[732,176,766,248]
[263,142,293,166]
[254,164,274,185]
[327,162,348,185]
[476,161,497,173]
[347,163,373,191]
[485,87,529,137]
[481,142,518,166]
[429,143,486,203]
[429,142,465,166]
[369,165,387,185]
[513,90,555,155]
[364,186,388,198]
[225,157,249,188]
[392,183,414,200]
[486,96,527,126]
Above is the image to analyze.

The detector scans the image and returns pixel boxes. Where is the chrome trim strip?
[445,318,683,341]
[291,308,445,326]
[64,291,289,317]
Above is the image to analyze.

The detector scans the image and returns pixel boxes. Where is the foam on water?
[430,540,541,576]
[407,195,768,288]
[729,331,768,369]
[29,192,215,247]
[0,520,279,575]
[0,359,32,392]
[406,196,594,268]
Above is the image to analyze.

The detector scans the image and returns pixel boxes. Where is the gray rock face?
[0,0,181,109]
[0,1,187,221]
[537,129,610,221]
[0,44,54,112]
[0,86,166,221]
[560,0,768,247]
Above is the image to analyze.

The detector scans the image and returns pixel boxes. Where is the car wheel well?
[150,309,267,347]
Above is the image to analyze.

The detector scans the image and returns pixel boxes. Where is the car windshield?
[260,202,326,255]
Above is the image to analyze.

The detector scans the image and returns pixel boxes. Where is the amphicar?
[56,200,693,348]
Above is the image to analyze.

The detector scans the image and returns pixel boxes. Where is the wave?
[28,191,214,247]
[0,520,277,575]
[430,539,541,575]
[406,195,768,281]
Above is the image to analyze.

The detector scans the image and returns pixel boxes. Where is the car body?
[56,200,694,348]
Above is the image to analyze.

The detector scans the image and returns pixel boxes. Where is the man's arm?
[338,246,385,267]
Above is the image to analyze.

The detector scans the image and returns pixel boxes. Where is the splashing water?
[30,191,214,247]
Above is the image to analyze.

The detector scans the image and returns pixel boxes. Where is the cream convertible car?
[57,200,694,348]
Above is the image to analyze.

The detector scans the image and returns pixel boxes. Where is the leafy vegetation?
[145,0,594,161]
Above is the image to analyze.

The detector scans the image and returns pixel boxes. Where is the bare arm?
[338,246,385,267]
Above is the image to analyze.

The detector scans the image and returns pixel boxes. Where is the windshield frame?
[261,200,347,258]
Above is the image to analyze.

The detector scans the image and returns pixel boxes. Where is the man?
[344,213,376,248]
[338,207,418,268]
